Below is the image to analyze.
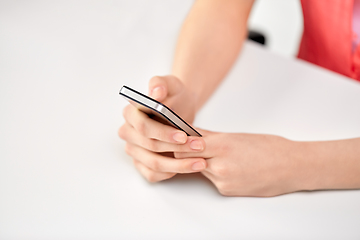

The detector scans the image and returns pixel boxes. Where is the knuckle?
[146,171,159,183]
[148,157,161,172]
[118,125,127,140]
[156,130,166,140]
[155,129,170,143]
[136,121,147,136]
[181,161,193,173]
[218,189,232,197]
[216,182,232,196]
[212,164,228,177]
[132,158,138,166]
[145,139,158,152]
[124,143,132,155]
[122,105,131,118]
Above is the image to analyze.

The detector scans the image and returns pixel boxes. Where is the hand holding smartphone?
[119,85,201,137]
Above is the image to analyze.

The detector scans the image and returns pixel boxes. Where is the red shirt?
[298,0,360,82]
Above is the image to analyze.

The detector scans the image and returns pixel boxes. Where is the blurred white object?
[249,0,303,57]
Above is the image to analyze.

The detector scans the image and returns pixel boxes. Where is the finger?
[120,123,205,152]
[133,159,176,183]
[174,134,216,159]
[148,75,183,101]
[123,104,188,144]
[174,129,220,159]
[201,157,221,176]
[125,143,207,173]
[175,151,209,159]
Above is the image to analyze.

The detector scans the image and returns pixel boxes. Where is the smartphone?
[119,85,201,137]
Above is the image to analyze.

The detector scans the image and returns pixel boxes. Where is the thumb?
[148,75,184,102]
[148,76,168,102]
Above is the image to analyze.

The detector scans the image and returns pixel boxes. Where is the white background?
[1,1,359,239]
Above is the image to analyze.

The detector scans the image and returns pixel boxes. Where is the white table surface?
[1,1,360,239]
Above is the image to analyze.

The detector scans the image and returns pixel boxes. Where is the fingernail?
[151,86,164,100]
[190,140,203,150]
[173,132,187,143]
[192,162,205,171]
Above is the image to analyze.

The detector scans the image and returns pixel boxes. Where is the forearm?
[172,0,254,111]
[296,138,360,191]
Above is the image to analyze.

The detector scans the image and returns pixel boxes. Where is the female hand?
[175,129,306,197]
[118,75,207,182]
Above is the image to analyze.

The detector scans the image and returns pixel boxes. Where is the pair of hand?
[119,75,302,197]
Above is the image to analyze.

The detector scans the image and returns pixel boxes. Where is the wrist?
[171,73,203,112]
[183,84,200,113]
[285,140,322,193]
[290,140,356,192]
[299,139,360,191]
[299,142,330,191]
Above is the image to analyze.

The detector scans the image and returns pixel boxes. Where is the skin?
[175,130,360,197]
[119,76,207,183]
[118,0,360,196]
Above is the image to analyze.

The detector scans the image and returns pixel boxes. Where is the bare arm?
[172,0,255,111]
[169,0,360,194]
[119,0,360,193]
[299,138,360,191]
[175,131,360,197]
[118,0,255,183]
